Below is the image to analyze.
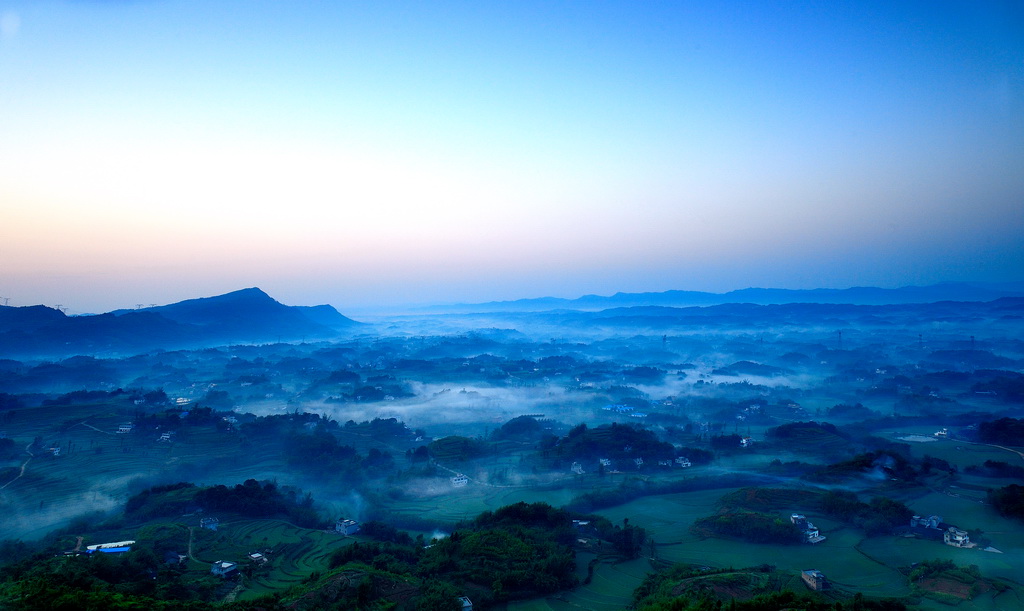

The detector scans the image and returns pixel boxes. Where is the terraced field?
[193,519,353,601]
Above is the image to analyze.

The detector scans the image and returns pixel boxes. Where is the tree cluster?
[804,451,918,484]
[977,418,1024,446]
[818,491,913,535]
[329,502,580,607]
[284,429,395,481]
[964,460,1024,479]
[552,423,675,463]
[125,479,323,528]
[988,484,1024,521]
[691,511,804,545]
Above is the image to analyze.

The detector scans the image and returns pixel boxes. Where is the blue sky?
[1,1,1022,313]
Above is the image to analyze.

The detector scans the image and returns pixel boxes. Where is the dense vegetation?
[489,415,555,442]
[826,402,880,420]
[0,547,270,610]
[125,479,324,528]
[633,564,908,611]
[543,422,675,465]
[770,421,848,441]
[977,417,1024,446]
[327,502,589,607]
[0,500,645,610]
[804,451,918,484]
[691,511,804,545]
[987,484,1024,521]
[716,487,821,512]
[818,491,914,536]
[964,460,1024,479]
[907,559,1007,604]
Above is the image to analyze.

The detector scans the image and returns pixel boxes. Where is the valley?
[1,288,1023,609]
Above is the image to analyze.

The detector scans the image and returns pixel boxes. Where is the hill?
[129,287,346,338]
[0,288,359,358]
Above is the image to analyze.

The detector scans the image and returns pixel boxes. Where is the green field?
[506,557,651,611]
[4,399,1024,609]
[200,519,354,600]
[0,401,297,539]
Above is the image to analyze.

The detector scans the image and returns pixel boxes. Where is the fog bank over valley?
[1,285,1024,609]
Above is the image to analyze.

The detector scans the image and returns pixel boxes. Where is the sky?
[1,1,1022,314]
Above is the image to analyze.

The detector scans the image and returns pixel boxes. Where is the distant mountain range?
[0,288,360,358]
[419,281,1024,313]
[3,282,1023,358]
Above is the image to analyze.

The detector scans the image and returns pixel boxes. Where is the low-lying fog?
[1,297,1022,550]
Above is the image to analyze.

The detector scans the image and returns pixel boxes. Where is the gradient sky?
[1,1,1022,314]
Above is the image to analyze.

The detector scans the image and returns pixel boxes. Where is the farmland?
[2,293,1024,609]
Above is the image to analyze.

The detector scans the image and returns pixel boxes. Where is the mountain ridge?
[415,281,1024,313]
[0,288,361,358]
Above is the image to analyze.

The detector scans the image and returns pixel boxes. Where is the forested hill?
[0,288,361,358]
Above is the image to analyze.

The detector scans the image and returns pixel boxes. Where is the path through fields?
[966,441,1024,462]
[187,527,207,564]
[75,421,112,435]
[0,443,35,490]
[223,583,245,603]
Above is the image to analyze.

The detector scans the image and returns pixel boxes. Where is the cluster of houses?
[210,550,272,578]
[451,473,469,487]
[905,514,972,548]
[599,405,650,419]
[790,514,826,544]
[576,456,694,473]
[336,519,360,535]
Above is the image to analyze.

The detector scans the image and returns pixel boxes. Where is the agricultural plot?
[597,489,915,599]
[893,429,1024,472]
[191,518,353,601]
[383,481,582,527]
[859,490,1024,585]
[0,401,298,539]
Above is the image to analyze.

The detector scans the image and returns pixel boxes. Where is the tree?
[416,581,461,611]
